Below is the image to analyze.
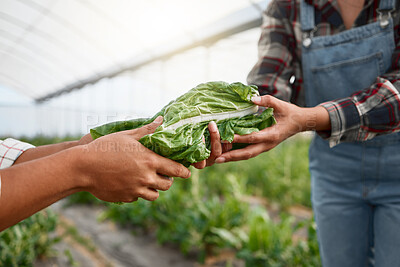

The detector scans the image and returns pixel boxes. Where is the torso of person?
[337,0,365,29]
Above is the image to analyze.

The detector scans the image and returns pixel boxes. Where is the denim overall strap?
[301,0,395,109]
[378,0,395,10]
[301,0,396,143]
[300,0,316,47]
[300,0,315,32]
[300,1,400,266]
[377,0,396,28]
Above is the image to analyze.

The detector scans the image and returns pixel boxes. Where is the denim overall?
[301,0,399,266]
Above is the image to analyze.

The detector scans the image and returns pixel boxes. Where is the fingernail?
[154,116,163,123]
[209,121,218,132]
[215,157,225,163]
[251,96,261,104]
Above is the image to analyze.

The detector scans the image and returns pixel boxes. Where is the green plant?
[16,135,79,146]
[102,169,250,262]
[63,249,79,267]
[200,136,311,208]
[14,135,319,266]
[0,210,59,266]
[58,221,97,253]
[66,192,103,206]
[236,210,320,267]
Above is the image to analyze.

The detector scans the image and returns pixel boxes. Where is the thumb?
[131,116,163,139]
[251,95,276,107]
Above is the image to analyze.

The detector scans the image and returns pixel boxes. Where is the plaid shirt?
[247,0,400,146]
[0,138,34,169]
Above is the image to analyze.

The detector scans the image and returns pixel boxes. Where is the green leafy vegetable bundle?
[90,81,276,166]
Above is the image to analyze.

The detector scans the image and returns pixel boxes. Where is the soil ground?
[34,198,311,267]
[34,201,200,267]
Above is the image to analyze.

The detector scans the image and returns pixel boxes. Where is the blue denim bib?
[301,0,397,147]
[301,1,400,266]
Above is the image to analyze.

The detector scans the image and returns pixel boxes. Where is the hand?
[192,121,232,169]
[80,116,191,202]
[215,95,330,163]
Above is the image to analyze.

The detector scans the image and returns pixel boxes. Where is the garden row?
[1,134,321,266]
[68,135,321,266]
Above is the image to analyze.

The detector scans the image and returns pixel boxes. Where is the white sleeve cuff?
[0,138,35,169]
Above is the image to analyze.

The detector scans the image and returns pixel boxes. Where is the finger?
[215,143,271,163]
[192,160,206,169]
[79,133,93,145]
[154,156,191,178]
[122,197,138,203]
[222,143,232,152]
[130,116,163,139]
[232,130,270,144]
[140,189,160,201]
[154,174,174,191]
[206,121,222,166]
[251,94,279,108]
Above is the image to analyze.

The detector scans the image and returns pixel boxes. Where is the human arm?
[216,74,400,163]
[13,134,93,165]
[0,117,191,231]
[248,1,400,146]
[215,95,329,163]
[233,78,400,159]
[319,74,400,146]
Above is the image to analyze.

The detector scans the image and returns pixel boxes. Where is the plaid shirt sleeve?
[0,138,35,169]
[320,63,400,147]
[320,2,400,146]
[247,0,298,103]
[248,0,400,147]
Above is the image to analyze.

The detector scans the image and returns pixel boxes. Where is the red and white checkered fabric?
[0,138,34,169]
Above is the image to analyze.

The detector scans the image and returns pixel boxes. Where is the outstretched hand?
[0,116,192,231]
[81,116,191,203]
[215,95,330,163]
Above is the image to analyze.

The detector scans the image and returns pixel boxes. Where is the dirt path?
[34,199,311,267]
[35,201,198,267]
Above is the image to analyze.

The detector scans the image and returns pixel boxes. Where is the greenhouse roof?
[0,0,268,102]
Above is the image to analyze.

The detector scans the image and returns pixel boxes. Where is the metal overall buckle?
[377,8,395,28]
[302,27,317,48]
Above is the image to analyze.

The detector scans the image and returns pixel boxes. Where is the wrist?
[301,106,331,132]
[66,145,93,192]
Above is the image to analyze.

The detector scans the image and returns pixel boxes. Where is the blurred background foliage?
[0,210,59,266]
[1,134,320,266]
